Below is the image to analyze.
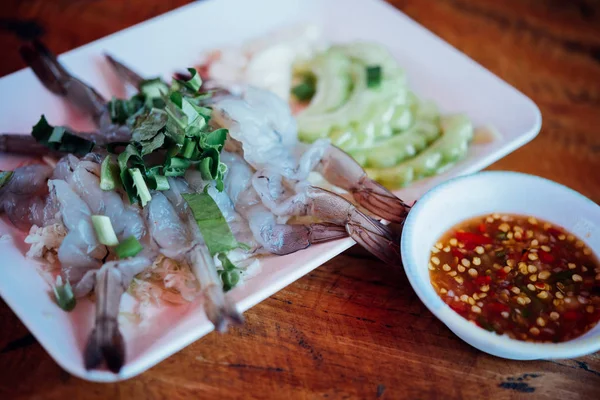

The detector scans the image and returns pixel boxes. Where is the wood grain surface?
[1,0,599,399]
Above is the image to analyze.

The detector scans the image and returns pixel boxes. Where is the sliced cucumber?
[301,51,352,115]
[349,120,441,169]
[366,114,474,188]
[332,42,405,81]
[298,64,405,142]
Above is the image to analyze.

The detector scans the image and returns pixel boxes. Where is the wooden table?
[1,0,599,398]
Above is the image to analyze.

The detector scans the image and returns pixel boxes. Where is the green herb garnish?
[182,192,247,290]
[218,253,242,291]
[100,155,119,191]
[91,215,119,246]
[109,95,144,124]
[53,276,76,312]
[0,171,13,189]
[366,65,382,88]
[129,168,151,207]
[31,68,229,206]
[292,74,316,101]
[175,68,203,92]
[182,192,240,256]
[115,236,143,258]
[139,78,169,105]
[31,116,95,156]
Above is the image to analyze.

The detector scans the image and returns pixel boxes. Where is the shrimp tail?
[188,243,244,332]
[20,40,106,121]
[82,257,149,373]
[203,285,244,332]
[104,53,145,89]
[317,144,411,224]
[84,319,125,373]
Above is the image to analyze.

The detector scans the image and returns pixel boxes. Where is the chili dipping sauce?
[429,213,600,343]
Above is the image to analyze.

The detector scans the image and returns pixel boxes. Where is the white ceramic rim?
[400,170,600,359]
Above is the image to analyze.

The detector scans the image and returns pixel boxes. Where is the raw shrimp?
[211,87,405,264]
[214,87,410,223]
[50,179,107,276]
[162,178,243,331]
[20,40,131,144]
[79,256,151,373]
[209,152,348,255]
[0,164,57,230]
[66,156,146,240]
[98,56,403,261]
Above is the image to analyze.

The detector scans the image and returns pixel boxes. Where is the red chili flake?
[563,311,579,321]
[486,302,509,314]
[451,248,464,258]
[539,251,555,264]
[547,227,563,237]
[456,231,493,246]
[586,310,600,324]
[535,282,545,289]
[582,281,594,290]
[449,302,468,314]
[496,269,508,279]
[478,223,486,233]
[474,276,492,286]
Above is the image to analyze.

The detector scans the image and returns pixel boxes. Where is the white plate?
[0,0,541,382]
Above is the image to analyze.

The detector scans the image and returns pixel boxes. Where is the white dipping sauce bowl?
[400,171,600,360]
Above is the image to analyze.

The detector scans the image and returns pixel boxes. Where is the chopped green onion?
[176,67,203,92]
[182,138,196,159]
[115,236,143,258]
[139,78,169,101]
[31,115,95,156]
[218,253,237,271]
[217,253,243,291]
[164,157,191,176]
[108,95,144,124]
[47,126,66,143]
[0,171,13,189]
[100,155,120,191]
[129,168,152,207]
[204,128,227,148]
[117,145,145,204]
[366,65,382,88]
[91,215,120,246]
[198,157,214,180]
[149,174,170,191]
[53,276,76,312]
[220,269,240,292]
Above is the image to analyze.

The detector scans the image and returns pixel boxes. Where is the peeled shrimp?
[212,87,405,264]
[215,151,348,255]
[0,164,57,230]
[66,156,146,240]
[162,178,243,331]
[50,179,107,276]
